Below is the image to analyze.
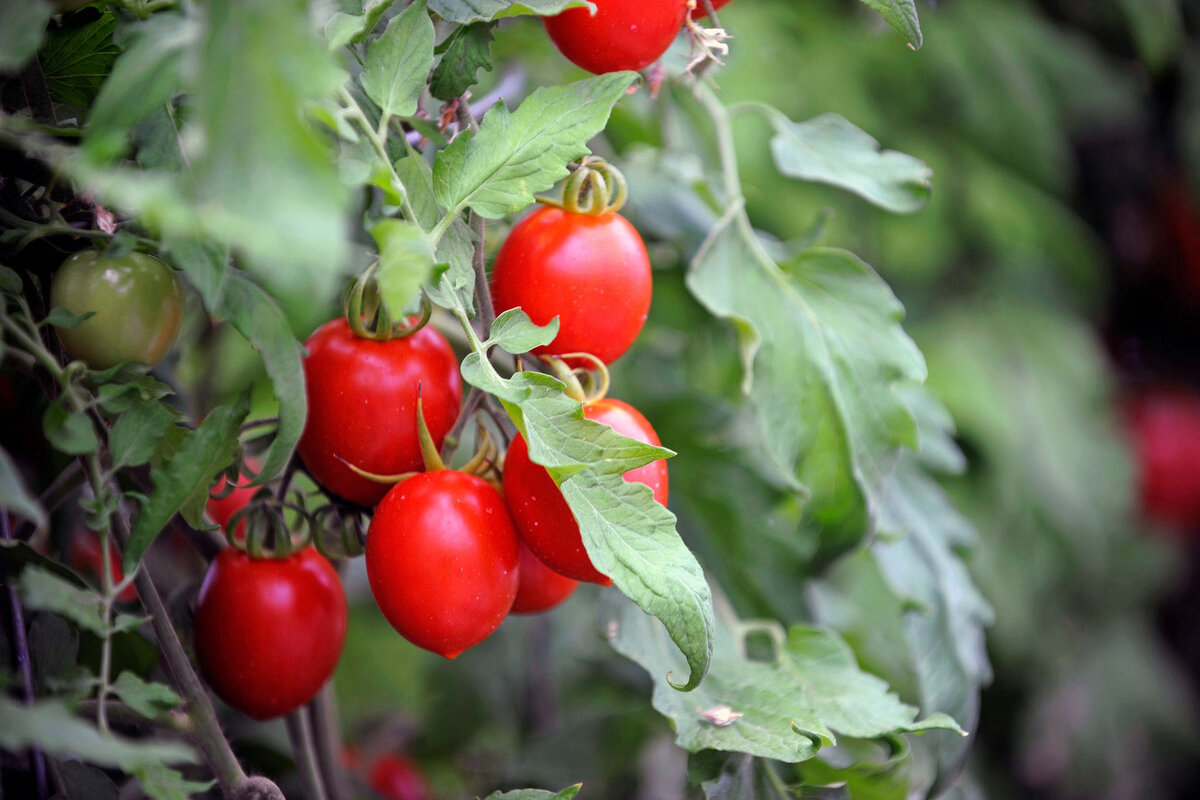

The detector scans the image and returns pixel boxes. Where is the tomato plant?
[49,250,184,370]
[206,457,262,541]
[510,540,579,614]
[193,547,348,720]
[504,397,668,584]
[67,529,137,603]
[298,318,461,507]
[365,470,520,658]
[543,0,689,74]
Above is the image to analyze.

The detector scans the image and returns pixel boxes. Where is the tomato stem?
[416,391,448,472]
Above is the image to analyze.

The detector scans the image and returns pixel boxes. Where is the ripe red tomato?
[503,398,668,584]
[490,206,652,366]
[206,457,261,541]
[1128,390,1200,534]
[298,318,462,507]
[368,754,431,800]
[366,470,519,658]
[543,0,689,74]
[193,547,347,720]
[511,541,578,614]
[68,530,137,603]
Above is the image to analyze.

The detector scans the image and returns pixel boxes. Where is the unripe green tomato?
[50,251,185,370]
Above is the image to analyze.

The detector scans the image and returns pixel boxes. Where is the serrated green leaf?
[110,671,183,719]
[610,594,962,763]
[19,567,108,636]
[84,13,194,163]
[483,786,581,800]
[487,308,558,354]
[0,445,47,531]
[0,695,195,773]
[371,219,435,318]
[362,0,435,123]
[765,111,932,214]
[858,0,922,49]
[687,216,925,565]
[0,0,54,71]
[429,0,591,23]
[394,154,476,312]
[161,237,228,313]
[43,403,100,456]
[130,763,214,800]
[433,72,637,218]
[109,401,176,469]
[124,392,249,571]
[430,22,494,101]
[325,0,398,50]
[40,11,120,109]
[94,374,174,415]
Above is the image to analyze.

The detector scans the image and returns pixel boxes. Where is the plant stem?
[308,685,352,800]
[453,100,495,337]
[2,514,50,800]
[694,83,743,204]
[286,708,330,800]
[337,86,421,225]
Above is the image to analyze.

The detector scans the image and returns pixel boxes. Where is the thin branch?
[307,685,352,800]
[286,709,330,800]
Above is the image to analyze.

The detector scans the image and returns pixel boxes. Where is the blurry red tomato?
[1128,389,1200,535]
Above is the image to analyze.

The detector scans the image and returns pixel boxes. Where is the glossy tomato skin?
[368,754,431,800]
[544,0,689,74]
[511,541,579,614]
[50,250,185,370]
[193,547,347,720]
[366,471,519,658]
[503,398,668,585]
[1129,390,1200,534]
[205,457,262,542]
[298,318,462,507]
[491,206,652,366]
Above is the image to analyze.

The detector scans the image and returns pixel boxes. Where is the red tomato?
[68,530,137,603]
[298,318,462,507]
[490,206,652,366]
[206,457,262,541]
[511,541,579,614]
[544,0,689,74]
[690,0,732,19]
[1129,390,1200,534]
[368,754,431,800]
[366,471,519,658]
[503,398,668,584]
[193,547,347,720]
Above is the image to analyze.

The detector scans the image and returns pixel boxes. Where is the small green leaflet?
[0,445,47,531]
[109,401,177,469]
[18,568,143,637]
[110,671,184,720]
[0,0,54,71]
[488,308,558,354]
[483,787,581,800]
[858,0,923,49]
[39,10,120,108]
[765,111,932,214]
[394,154,476,313]
[433,72,636,218]
[687,211,926,565]
[362,0,436,124]
[429,0,592,24]
[609,593,962,763]
[430,22,495,101]
[325,0,398,50]
[124,392,250,571]
[371,219,436,317]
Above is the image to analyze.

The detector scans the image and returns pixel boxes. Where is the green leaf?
[94,373,174,415]
[394,154,476,312]
[482,787,581,800]
[19,567,108,636]
[609,594,962,763]
[433,72,637,218]
[130,763,214,800]
[362,0,436,123]
[215,273,307,484]
[124,391,250,571]
[0,445,47,531]
[857,0,922,49]
[0,264,24,294]
[0,0,54,71]
[486,308,558,354]
[0,541,88,588]
[40,11,120,109]
[84,13,194,163]
[45,307,93,329]
[43,402,100,456]
[325,0,398,50]
[109,401,177,469]
[371,219,436,318]
[765,111,932,214]
[161,237,228,313]
[110,671,183,719]
[687,218,925,565]
[429,0,592,23]
[0,695,196,773]
[430,22,494,101]
[1114,0,1183,72]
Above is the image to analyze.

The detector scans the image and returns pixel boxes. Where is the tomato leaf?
[687,213,925,566]
[430,22,494,101]
[325,0,398,50]
[109,401,177,469]
[0,445,48,532]
[110,671,183,719]
[395,154,476,313]
[371,219,436,318]
[0,0,53,72]
[40,10,120,109]
[124,391,250,571]
[433,71,637,219]
[765,111,932,214]
[483,789,581,800]
[429,0,592,24]
[42,402,100,456]
[362,0,436,124]
[486,308,558,353]
[129,763,214,800]
[19,567,110,636]
[857,0,923,49]
[609,592,963,763]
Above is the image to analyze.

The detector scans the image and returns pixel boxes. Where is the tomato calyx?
[536,156,629,216]
[343,263,433,342]
[683,1,731,73]
[541,353,612,403]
